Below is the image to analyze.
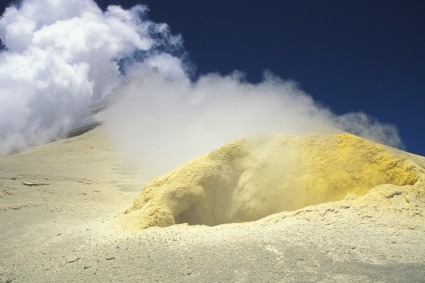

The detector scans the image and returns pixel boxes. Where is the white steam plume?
[0,0,184,155]
[106,70,402,178]
[0,0,402,178]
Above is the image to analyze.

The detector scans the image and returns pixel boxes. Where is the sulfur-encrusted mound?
[123,133,424,229]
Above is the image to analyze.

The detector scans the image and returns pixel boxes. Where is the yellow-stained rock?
[123,133,424,229]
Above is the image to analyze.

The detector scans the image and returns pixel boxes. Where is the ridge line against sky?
[0,0,424,156]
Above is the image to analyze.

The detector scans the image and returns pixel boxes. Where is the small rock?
[22,181,49,186]
[67,257,81,263]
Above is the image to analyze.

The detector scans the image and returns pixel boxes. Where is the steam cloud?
[1,0,401,177]
[0,0,184,154]
[107,71,402,177]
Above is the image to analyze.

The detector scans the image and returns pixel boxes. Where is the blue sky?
[1,0,424,155]
[94,0,425,155]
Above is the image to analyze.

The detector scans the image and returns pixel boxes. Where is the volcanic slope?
[2,128,425,282]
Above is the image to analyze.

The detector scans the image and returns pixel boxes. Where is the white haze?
[107,70,402,178]
[0,0,401,178]
[0,0,184,154]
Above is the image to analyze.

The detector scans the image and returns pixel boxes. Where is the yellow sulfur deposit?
[123,133,423,229]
